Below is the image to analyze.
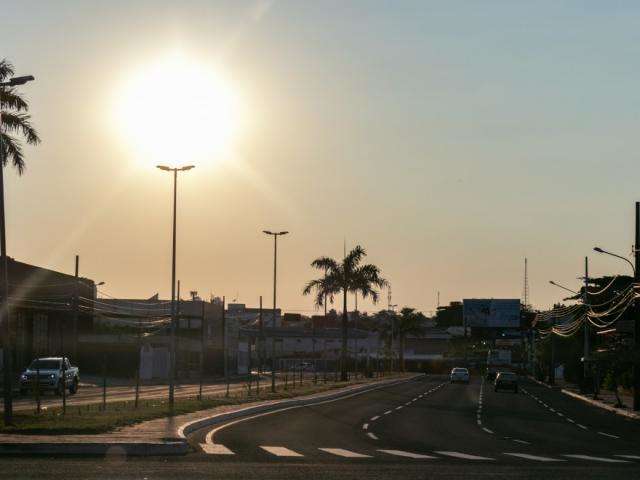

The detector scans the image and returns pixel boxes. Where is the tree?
[303,245,387,380]
[396,307,427,371]
[0,59,40,173]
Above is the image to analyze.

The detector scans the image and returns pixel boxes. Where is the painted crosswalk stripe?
[260,446,304,457]
[505,453,564,462]
[597,432,619,439]
[435,451,494,460]
[616,455,640,460]
[201,444,235,455]
[563,455,630,463]
[378,449,437,459]
[319,448,371,458]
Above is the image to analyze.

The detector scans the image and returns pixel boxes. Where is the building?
[0,257,95,372]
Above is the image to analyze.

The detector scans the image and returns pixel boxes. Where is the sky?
[2,0,640,316]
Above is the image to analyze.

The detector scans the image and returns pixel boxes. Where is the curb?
[560,388,640,420]
[0,440,189,456]
[177,374,422,440]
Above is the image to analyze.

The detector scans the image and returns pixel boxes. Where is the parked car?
[450,367,470,384]
[19,357,79,396]
[494,371,518,393]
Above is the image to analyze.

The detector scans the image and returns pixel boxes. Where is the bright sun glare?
[115,53,241,168]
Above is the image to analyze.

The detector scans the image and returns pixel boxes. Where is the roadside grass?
[0,373,407,434]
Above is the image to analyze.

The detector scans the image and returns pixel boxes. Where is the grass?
[0,373,405,435]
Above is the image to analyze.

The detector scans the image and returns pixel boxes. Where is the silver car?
[450,367,470,384]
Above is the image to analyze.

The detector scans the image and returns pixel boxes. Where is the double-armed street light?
[263,230,288,392]
[157,164,195,408]
[0,73,35,424]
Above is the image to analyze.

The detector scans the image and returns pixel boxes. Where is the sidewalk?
[528,376,640,420]
[0,374,417,456]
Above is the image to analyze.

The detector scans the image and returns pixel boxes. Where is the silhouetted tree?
[303,245,387,380]
[0,59,40,173]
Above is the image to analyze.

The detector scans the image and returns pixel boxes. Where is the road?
[2,374,640,479]
[2,374,280,412]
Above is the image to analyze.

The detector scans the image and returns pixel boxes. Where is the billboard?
[463,299,521,328]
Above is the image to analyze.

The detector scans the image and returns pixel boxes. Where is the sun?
[114,53,242,168]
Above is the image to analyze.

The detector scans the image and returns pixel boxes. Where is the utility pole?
[583,256,590,393]
[634,202,640,410]
[222,296,228,396]
[259,295,263,375]
[199,299,205,400]
[72,255,79,360]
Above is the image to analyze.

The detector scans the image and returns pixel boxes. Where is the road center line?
[597,431,619,439]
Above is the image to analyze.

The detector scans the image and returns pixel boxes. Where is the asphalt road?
[2,374,640,479]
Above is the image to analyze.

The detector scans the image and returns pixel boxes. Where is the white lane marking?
[505,453,564,462]
[513,439,530,445]
[260,446,304,457]
[404,402,411,406]
[370,416,380,421]
[556,412,564,417]
[505,452,566,462]
[378,449,437,459]
[564,454,629,463]
[367,432,379,440]
[412,398,418,401]
[477,420,482,426]
[396,406,404,410]
[201,444,235,455]
[435,451,494,460]
[384,410,392,415]
[577,424,588,430]
[567,418,575,423]
[482,427,494,434]
[362,423,369,430]
[319,448,371,458]
[549,408,556,413]
[597,431,619,439]
[616,455,640,460]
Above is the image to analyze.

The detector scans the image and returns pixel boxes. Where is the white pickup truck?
[19,357,79,396]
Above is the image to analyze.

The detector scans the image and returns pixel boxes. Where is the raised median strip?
[560,388,640,420]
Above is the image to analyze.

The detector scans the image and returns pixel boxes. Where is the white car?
[450,367,470,384]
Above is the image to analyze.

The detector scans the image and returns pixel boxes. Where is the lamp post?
[594,239,640,411]
[1,74,35,425]
[157,164,194,409]
[263,230,288,392]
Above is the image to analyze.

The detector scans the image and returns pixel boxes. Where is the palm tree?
[0,59,40,173]
[303,245,387,381]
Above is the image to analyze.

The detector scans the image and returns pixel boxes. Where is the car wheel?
[69,378,78,395]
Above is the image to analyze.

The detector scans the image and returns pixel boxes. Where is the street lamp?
[0,73,35,424]
[263,230,288,392]
[157,164,195,408]
[593,246,635,274]
[548,280,579,296]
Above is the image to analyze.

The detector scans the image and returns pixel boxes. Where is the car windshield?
[29,359,60,370]
[499,372,516,378]
[452,368,468,373]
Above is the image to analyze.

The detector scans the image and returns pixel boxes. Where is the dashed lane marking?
[395,406,404,410]
[370,416,380,421]
[482,427,494,434]
[598,432,619,439]
[383,410,392,415]
[616,455,640,460]
[512,439,530,445]
[260,446,304,457]
[319,448,371,458]
[563,454,630,463]
[378,449,437,459]
[435,451,495,461]
[201,444,235,455]
[362,423,368,430]
[367,432,379,440]
[504,453,565,462]
[577,424,588,430]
